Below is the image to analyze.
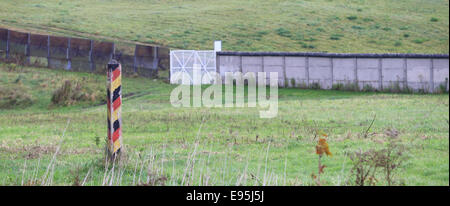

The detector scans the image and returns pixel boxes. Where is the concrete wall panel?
[219,56,241,76]
[333,58,355,82]
[285,57,307,87]
[433,59,449,91]
[407,59,431,90]
[309,57,332,88]
[382,58,405,83]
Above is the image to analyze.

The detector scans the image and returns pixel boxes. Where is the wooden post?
[89,40,94,71]
[239,55,243,73]
[107,59,123,158]
[378,58,383,90]
[330,57,334,88]
[153,46,158,69]
[5,29,9,59]
[26,33,31,64]
[403,58,408,90]
[133,45,137,73]
[305,57,310,87]
[47,35,51,68]
[355,58,358,90]
[66,37,71,70]
[430,59,434,93]
[282,56,287,87]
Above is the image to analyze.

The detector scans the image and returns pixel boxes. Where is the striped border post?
[107,59,122,157]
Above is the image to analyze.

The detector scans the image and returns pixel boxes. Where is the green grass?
[0,0,448,53]
[0,64,448,185]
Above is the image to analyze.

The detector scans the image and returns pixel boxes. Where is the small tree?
[312,133,332,185]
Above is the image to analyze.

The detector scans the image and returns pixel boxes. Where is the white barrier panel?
[170,50,216,85]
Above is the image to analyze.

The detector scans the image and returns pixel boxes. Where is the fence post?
[26,33,31,64]
[282,56,287,87]
[403,58,408,90]
[89,40,94,71]
[107,59,123,158]
[378,58,383,90]
[354,58,358,90]
[110,42,115,64]
[66,38,71,70]
[330,57,334,87]
[261,56,264,73]
[47,35,51,68]
[153,46,158,69]
[133,45,137,73]
[305,57,310,87]
[239,55,243,73]
[430,59,434,93]
[5,29,9,59]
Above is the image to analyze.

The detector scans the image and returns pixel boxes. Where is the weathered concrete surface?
[218,55,241,76]
[433,59,449,91]
[382,58,406,89]
[332,58,356,84]
[285,57,307,87]
[217,52,449,93]
[407,58,431,91]
[263,56,284,86]
[308,57,332,89]
[1,28,167,78]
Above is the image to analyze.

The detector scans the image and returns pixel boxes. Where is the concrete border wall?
[217,52,449,93]
[0,28,169,78]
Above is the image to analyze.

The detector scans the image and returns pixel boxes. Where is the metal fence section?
[0,27,169,78]
[170,50,216,85]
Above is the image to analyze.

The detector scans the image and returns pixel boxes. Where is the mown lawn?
[0,0,448,53]
[0,64,448,185]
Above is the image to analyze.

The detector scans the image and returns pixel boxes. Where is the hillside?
[0,0,448,53]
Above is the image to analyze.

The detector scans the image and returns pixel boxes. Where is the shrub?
[300,42,316,49]
[310,82,321,90]
[347,16,357,20]
[436,78,448,94]
[348,136,407,186]
[351,25,364,30]
[333,82,358,91]
[290,78,296,87]
[330,34,343,40]
[332,83,344,90]
[383,81,403,93]
[362,84,376,92]
[275,28,292,38]
[413,38,427,44]
[312,134,332,185]
[430,17,438,22]
[51,79,103,106]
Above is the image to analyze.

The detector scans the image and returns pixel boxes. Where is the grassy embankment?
[0,0,448,53]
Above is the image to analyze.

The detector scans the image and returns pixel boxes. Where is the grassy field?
[0,63,448,186]
[0,0,448,53]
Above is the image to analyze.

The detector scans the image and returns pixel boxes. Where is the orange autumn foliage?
[316,138,332,157]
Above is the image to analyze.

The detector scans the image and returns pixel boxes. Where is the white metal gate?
[170,50,216,85]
